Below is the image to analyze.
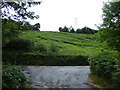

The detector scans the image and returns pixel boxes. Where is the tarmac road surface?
[20,66,96,89]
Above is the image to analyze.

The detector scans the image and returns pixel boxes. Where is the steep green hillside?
[19,30,106,57]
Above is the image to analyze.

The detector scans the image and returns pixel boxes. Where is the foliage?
[89,51,120,87]
[3,38,34,51]
[89,74,114,88]
[112,72,120,86]
[76,28,81,33]
[35,42,47,53]
[2,1,41,46]
[2,19,20,46]
[76,27,98,34]
[49,43,59,55]
[99,1,120,52]
[69,28,75,33]
[3,53,89,66]
[58,26,69,32]
[2,65,28,88]
[18,30,104,57]
[1,1,41,21]
[2,18,40,47]
[22,22,40,30]
[101,1,120,30]
[98,28,120,51]
[90,55,115,78]
[3,30,117,66]
[89,1,120,88]
[59,26,97,34]
[58,27,62,32]
[21,21,32,30]
[33,23,40,30]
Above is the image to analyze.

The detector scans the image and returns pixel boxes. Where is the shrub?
[3,39,33,51]
[49,43,59,54]
[89,51,120,87]
[89,52,116,79]
[35,42,47,53]
[2,65,28,88]
[112,72,120,86]
[3,54,89,66]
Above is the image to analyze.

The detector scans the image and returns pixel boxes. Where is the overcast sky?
[27,0,109,31]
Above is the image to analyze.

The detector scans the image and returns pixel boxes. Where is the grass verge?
[88,73,119,89]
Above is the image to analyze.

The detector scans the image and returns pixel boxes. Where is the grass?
[3,30,119,88]
[18,30,108,57]
[89,74,119,88]
[3,30,117,65]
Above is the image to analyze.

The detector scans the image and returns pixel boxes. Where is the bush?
[89,54,116,79]
[49,43,59,55]
[60,55,89,66]
[35,42,47,53]
[2,65,28,88]
[89,51,120,87]
[3,54,89,66]
[112,72,120,86]
[3,39,33,51]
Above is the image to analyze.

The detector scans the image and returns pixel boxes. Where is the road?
[20,66,96,88]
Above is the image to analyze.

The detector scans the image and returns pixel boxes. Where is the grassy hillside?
[3,30,117,66]
[18,30,113,57]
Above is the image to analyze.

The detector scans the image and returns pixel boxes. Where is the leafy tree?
[1,1,41,21]
[100,1,120,30]
[76,27,97,34]
[70,28,75,33]
[76,29,81,33]
[69,26,75,33]
[99,1,120,51]
[1,1,41,46]
[81,27,92,34]
[58,26,69,32]
[21,21,31,30]
[33,23,40,30]
[62,26,69,32]
[58,27,62,32]
[2,19,21,45]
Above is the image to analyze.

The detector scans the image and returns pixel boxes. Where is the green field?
[19,30,105,57]
[3,30,117,66]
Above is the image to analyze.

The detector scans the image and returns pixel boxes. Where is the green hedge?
[3,52,89,66]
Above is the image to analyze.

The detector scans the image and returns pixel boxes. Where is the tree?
[58,26,69,32]
[58,27,62,32]
[1,1,41,46]
[81,27,93,34]
[70,28,75,33]
[62,26,69,32]
[76,29,81,33]
[2,19,21,46]
[33,23,40,30]
[99,1,120,51]
[100,1,120,30]
[1,1,41,21]
[21,21,31,30]
[76,27,98,34]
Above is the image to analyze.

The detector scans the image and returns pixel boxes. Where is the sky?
[27,0,110,31]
